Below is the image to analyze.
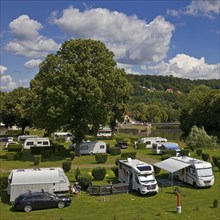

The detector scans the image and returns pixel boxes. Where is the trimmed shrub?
[136,143,146,149]
[75,168,81,181]
[153,166,161,175]
[111,166,118,178]
[217,160,220,171]
[92,167,106,180]
[196,149,202,156]
[202,153,209,161]
[213,199,218,208]
[161,154,171,161]
[7,144,22,152]
[212,156,220,167]
[163,150,176,156]
[181,149,190,156]
[62,160,72,172]
[77,174,92,190]
[60,149,70,157]
[121,152,136,159]
[6,152,17,161]
[95,153,108,164]
[33,155,41,165]
[30,146,55,155]
[109,147,121,155]
[56,137,66,143]
[70,151,75,160]
[53,144,65,152]
[41,150,53,159]
[106,144,110,154]
[0,176,8,190]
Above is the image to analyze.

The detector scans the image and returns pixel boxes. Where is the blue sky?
[1,0,220,91]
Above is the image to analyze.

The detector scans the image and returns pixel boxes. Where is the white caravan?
[97,126,113,137]
[18,135,39,143]
[172,156,215,188]
[152,142,181,155]
[8,167,70,202]
[118,158,159,195]
[23,138,50,149]
[79,141,106,155]
[54,132,73,142]
[135,137,167,149]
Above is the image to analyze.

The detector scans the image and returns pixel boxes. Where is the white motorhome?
[135,137,167,149]
[8,167,70,202]
[97,126,113,137]
[118,158,159,195]
[172,156,215,188]
[23,138,50,149]
[18,135,39,143]
[79,141,106,155]
[54,132,73,142]
[152,142,181,155]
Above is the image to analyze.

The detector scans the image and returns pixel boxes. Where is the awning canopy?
[154,158,191,173]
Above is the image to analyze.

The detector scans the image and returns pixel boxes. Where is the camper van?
[118,158,159,195]
[23,138,50,149]
[152,142,181,155]
[135,137,167,149]
[54,132,73,142]
[172,157,214,188]
[79,141,106,155]
[8,167,70,202]
[18,135,39,143]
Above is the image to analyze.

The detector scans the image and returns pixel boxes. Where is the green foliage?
[111,166,118,178]
[33,155,41,165]
[196,149,202,156]
[109,147,121,155]
[41,150,53,159]
[7,144,22,152]
[56,137,66,143]
[161,154,171,161]
[92,167,106,180]
[121,152,136,159]
[180,149,190,156]
[213,199,218,208]
[212,156,220,167]
[70,151,75,160]
[60,149,70,157]
[30,146,55,155]
[6,152,17,161]
[216,160,220,171]
[6,130,22,135]
[95,153,108,164]
[136,143,146,149]
[202,153,209,161]
[77,174,92,190]
[62,160,72,172]
[162,150,176,156]
[186,125,217,149]
[153,166,161,175]
[0,176,8,190]
[75,168,81,181]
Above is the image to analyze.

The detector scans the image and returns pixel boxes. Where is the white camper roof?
[10,168,61,185]
[80,141,106,146]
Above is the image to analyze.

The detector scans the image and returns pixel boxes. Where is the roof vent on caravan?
[127,158,132,164]
[17,169,24,172]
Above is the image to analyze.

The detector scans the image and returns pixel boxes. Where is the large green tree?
[1,87,33,134]
[31,39,132,150]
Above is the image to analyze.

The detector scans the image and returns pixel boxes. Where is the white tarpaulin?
[154,158,191,173]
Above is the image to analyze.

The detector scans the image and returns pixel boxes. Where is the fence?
[88,183,129,196]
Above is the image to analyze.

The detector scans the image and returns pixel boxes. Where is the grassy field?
[0,132,220,220]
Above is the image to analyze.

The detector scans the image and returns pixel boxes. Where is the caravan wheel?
[24,204,32,212]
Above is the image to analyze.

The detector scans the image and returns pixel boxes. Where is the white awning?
[154,158,191,173]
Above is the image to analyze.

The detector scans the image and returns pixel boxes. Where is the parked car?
[13,191,71,212]
[115,141,128,149]
[5,141,19,149]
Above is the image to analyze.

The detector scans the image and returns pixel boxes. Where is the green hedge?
[75,168,81,181]
[202,153,209,161]
[180,149,190,156]
[6,152,18,160]
[109,147,121,155]
[212,156,220,167]
[121,152,136,159]
[6,130,22,135]
[162,150,176,156]
[30,146,55,155]
[41,150,53,159]
[196,149,202,156]
[136,143,146,149]
[70,151,75,160]
[111,166,118,178]
[62,160,72,172]
[161,154,171,161]
[95,153,108,164]
[92,167,106,180]
[0,176,8,190]
[77,174,92,190]
[7,144,23,152]
[33,155,41,165]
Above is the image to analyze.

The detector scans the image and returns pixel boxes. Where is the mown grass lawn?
[0,167,219,220]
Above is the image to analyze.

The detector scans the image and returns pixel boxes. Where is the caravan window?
[80,145,88,150]
[37,141,42,144]
[135,174,140,184]
[43,141,49,145]
[189,167,196,175]
[100,145,105,149]
[26,142,34,146]
[137,166,152,172]
[146,141,151,145]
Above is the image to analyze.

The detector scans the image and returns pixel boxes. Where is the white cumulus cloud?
[167,0,220,18]
[50,7,175,65]
[0,74,17,91]
[145,54,220,80]
[0,65,8,74]
[24,59,42,69]
[5,15,60,58]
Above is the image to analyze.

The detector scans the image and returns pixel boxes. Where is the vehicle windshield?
[138,175,155,183]
[137,166,152,172]
[197,168,213,177]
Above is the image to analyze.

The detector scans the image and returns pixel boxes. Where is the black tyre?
[193,182,198,189]
[57,201,65,209]
[24,204,32,212]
